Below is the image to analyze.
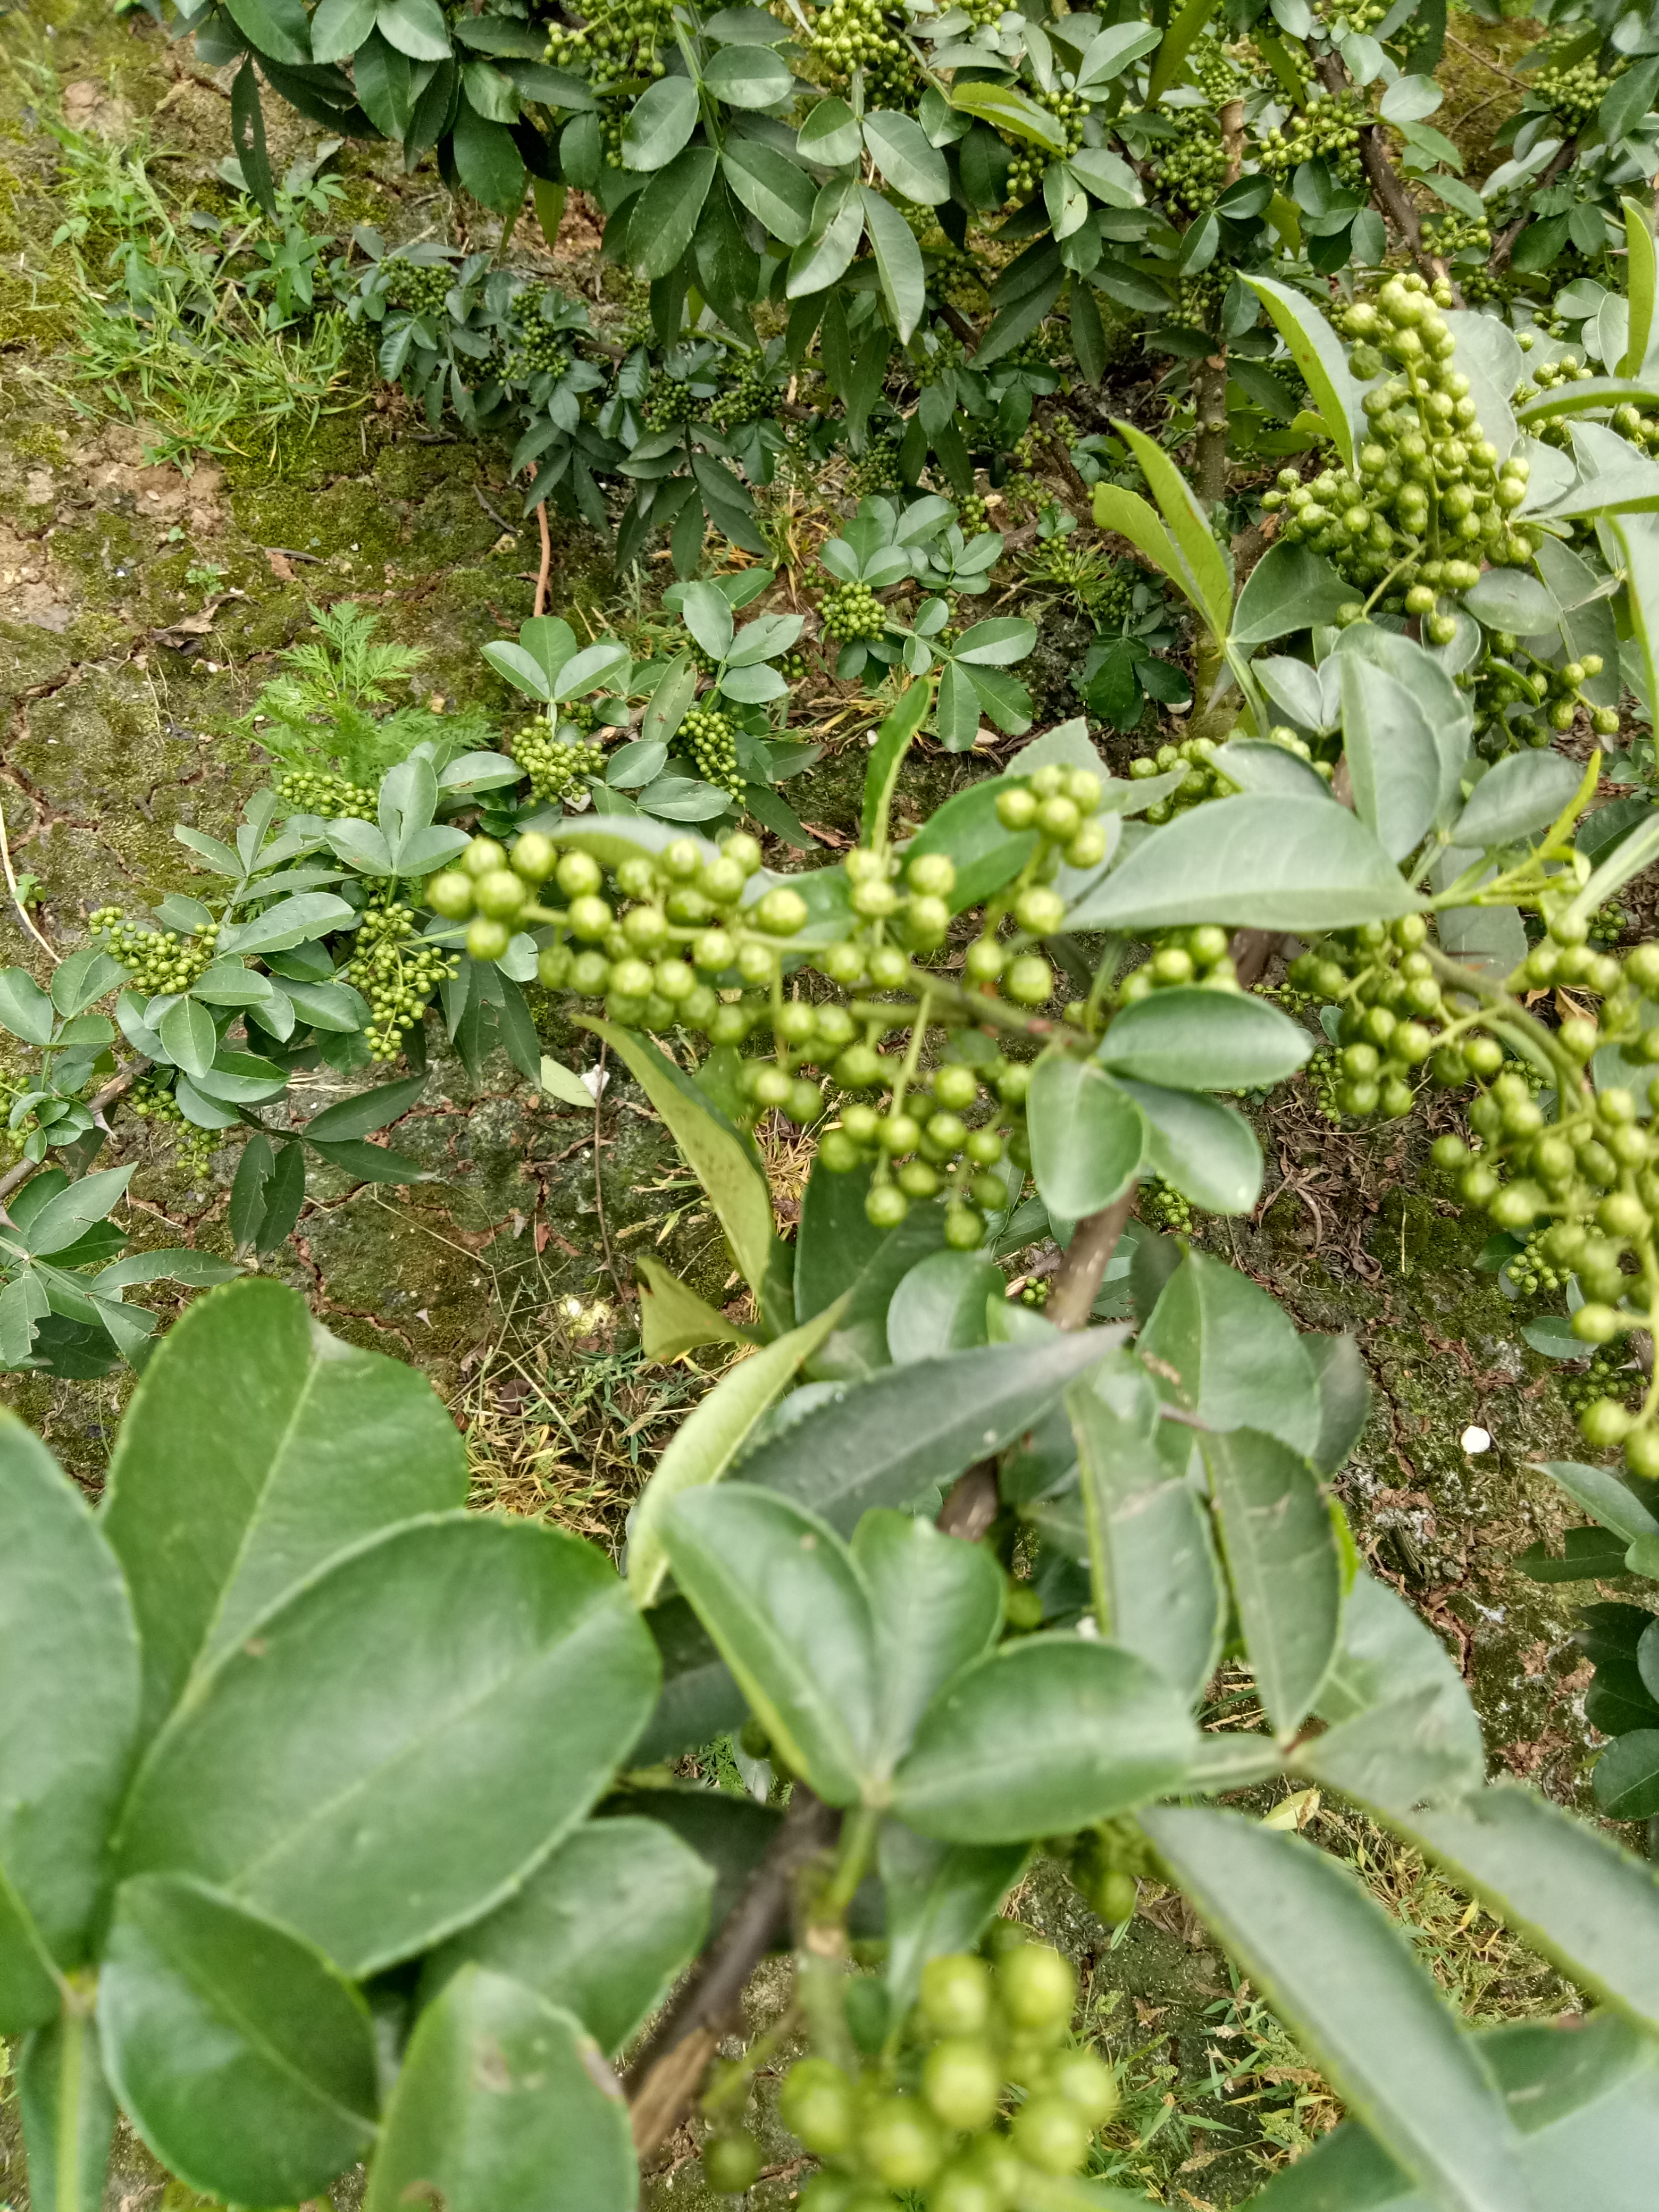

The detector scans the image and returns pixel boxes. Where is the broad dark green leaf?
[422,1817,712,2055]
[225,0,312,62]
[1299,1575,1484,1808]
[1204,1429,1343,1739]
[0,967,55,1046]
[364,1968,635,2212]
[1141,1807,1532,2211]
[1340,656,1442,862]
[1453,752,1583,850]
[1306,1333,1371,1474]
[1251,2011,1659,2211]
[16,1164,134,1258]
[1536,1460,1659,1546]
[1594,1729,1659,1820]
[1027,1051,1144,1221]
[629,144,718,281]
[1070,1384,1225,1706]
[1097,987,1312,1090]
[853,1509,1003,1769]
[634,1255,752,1363]
[886,1249,1001,1363]
[740,1329,1127,1531]
[879,1820,1027,2016]
[582,1019,774,1295]
[661,1487,878,1804]
[1141,1251,1321,1455]
[0,1417,138,2030]
[860,678,933,847]
[99,1875,376,2205]
[114,1518,658,1976]
[19,2010,116,2212]
[800,1177,948,1381]
[892,1634,1196,1842]
[1230,542,1353,646]
[621,73,699,170]
[1118,1076,1264,1214]
[1395,1786,1659,2033]
[1242,274,1366,468]
[722,138,816,246]
[861,108,951,202]
[626,1300,847,1605]
[787,175,866,298]
[300,1069,427,1142]
[702,40,791,106]
[103,1279,464,1736]
[1065,794,1418,932]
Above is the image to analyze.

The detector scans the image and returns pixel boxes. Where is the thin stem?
[1046,1187,1136,1331]
[0,794,58,966]
[820,1802,881,1920]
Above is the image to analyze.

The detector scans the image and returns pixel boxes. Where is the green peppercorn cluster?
[125,1074,215,1170]
[545,0,673,90]
[1558,1348,1638,1419]
[822,578,888,644]
[1118,923,1238,1008]
[1259,92,1368,189]
[90,907,219,995]
[1464,638,1615,760]
[1260,274,1536,610]
[512,722,607,805]
[1161,116,1231,215]
[1139,1174,1196,1235]
[1300,1043,1345,1124]
[1128,736,1237,824]
[1315,0,1389,29]
[1188,35,1241,100]
[733,1941,1118,2210]
[1418,210,1493,264]
[1610,403,1659,458]
[381,258,453,317]
[1529,52,1622,129]
[1513,351,1597,412]
[808,0,915,100]
[342,894,460,1061]
[1288,916,1455,1123]
[274,766,380,820]
[1509,1223,1573,1295]
[643,374,700,432]
[679,705,744,798]
[846,433,906,502]
[710,348,778,430]
[1176,265,1230,333]
[499,305,572,386]
[958,493,990,537]
[1589,901,1629,946]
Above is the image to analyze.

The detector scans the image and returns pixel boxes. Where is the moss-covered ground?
[0,5,1644,2206]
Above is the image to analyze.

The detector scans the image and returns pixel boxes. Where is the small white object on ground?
[1461,1425,1492,1454]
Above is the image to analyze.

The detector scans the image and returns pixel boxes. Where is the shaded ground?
[0,5,1642,2207]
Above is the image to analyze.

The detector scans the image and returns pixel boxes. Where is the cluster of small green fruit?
[679,704,744,798]
[88,908,219,997]
[544,0,674,90]
[125,1074,215,1171]
[1139,1174,1196,1235]
[510,723,607,805]
[1127,737,1236,824]
[1508,1222,1574,1295]
[1418,210,1494,263]
[808,0,915,101]
[822,579,889,645]
[1528,51,1623,128]
[1466,639,1616,757]
[1288,916,1457,1121]
[380,259,451,317]
[643,374,701,432]
[714,1941,1118,2210]
[495,307,571,386]
[1176,265,1231,334]
[1258,91,1368,190]
[1117,924,1239,1009]
[1557,1347,1638,1418]
[1160,113,1232,215]
[1188,35,1241,100]
[1261,274,1537,610]
[709,348,780,431]
[342,893,460,1061]
[273,767,380,821]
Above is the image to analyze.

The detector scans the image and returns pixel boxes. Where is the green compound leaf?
[99,1875,378,2207]
[1026,1051,1145,1222]
[1203,1428,1343,1739]
[102,1278,465,1738]
[1142,1807,1535,2212]
[421,1816,713,2056]
[661,1486,881,1805]
[365,1968,635,2212]
[1141,1250,1321,1455]
[114,1518,659,1976]
[1243,272,1367,470]
[852,1508,1004,1769]
[0,1417,139,2031]
[1097,987,1312,1091]
[1064,793,1420,933]
[892,1633,1197,1842]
